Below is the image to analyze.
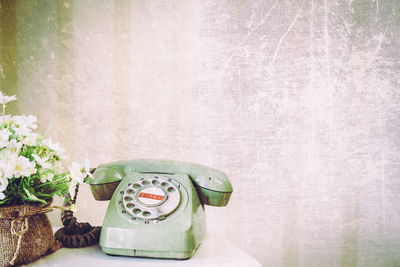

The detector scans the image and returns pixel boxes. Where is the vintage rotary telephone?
[56,159,233,259]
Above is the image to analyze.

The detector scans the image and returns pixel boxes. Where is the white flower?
[13,115,37,129]
[69,161,86,184]
[0,115,12,124]
[51,161,63,174]
[12,115,37,136]
[46,172,54,181]
[44,138,66,159]
[0,161,10,200]
[0,160,13,180]
[68,178,78,198]
[0,177,8,191]
[0,92,16,105]
[0,129,11,148]
[83,159,93,179]
[32,154,51,169]
[68,160,92,197]
[10,156,36,178]
[21,132,38,146]
[7,139,22,154]
[39,172,54,183]
[13,125,31,136]
[0,149,15,162]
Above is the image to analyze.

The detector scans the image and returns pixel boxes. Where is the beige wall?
[1,0,400,266]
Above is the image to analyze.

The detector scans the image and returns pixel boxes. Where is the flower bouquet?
[0,92,92,266]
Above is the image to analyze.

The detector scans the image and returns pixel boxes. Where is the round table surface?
[25,234,262,267]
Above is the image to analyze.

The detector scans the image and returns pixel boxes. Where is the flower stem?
[2,104,4,125]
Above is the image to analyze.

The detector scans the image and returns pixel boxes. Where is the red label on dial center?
[139,192,164,200]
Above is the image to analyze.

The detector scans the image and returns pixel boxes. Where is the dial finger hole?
[141,180,150,186]
[161,182,168,187]
[167,187,175,193]
[142,211,151,217]
[133,184,141,189]
[124,196,133,201]
[126,203,135,209]
[152,179,159,185]
[126,189,134,194]
[133,208,142,214]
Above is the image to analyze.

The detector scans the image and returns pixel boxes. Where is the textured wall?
[1,0,400,266]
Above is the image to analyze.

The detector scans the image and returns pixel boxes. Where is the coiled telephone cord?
[54,184,101,248]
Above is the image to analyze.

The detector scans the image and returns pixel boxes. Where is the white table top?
[25,235,261,267]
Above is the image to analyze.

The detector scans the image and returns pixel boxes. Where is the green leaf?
[0,198,10,204]
[23,187,46,204]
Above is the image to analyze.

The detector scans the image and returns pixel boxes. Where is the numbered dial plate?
[122,176,181,220]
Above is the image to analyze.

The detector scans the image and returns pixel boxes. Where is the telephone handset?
[89,159,233,259]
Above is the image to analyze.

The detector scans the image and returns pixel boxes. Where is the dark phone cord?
[54,183,101,248]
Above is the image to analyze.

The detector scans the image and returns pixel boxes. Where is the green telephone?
[89,159,233,259]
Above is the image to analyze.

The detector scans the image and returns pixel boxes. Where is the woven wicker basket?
[0,204,54,266]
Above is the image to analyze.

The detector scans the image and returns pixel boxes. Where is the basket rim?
[0,200,53,219]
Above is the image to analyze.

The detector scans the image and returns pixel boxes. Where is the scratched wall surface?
[1,0,400,266]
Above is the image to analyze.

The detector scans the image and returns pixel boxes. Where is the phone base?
[101,246,198,259]
[99,172,206,259]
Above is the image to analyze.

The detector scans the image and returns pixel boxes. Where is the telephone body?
[89,159,233,259]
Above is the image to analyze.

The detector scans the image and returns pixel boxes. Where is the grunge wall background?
[1,0,400,266]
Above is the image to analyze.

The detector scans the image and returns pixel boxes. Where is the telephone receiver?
[89,159,233,259]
